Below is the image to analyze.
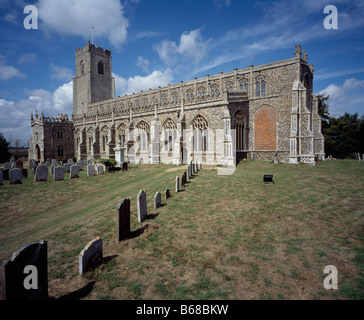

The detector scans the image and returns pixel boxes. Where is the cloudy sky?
[0,0,364,145]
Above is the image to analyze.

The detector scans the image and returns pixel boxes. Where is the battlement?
[75,41,111,57]
[31,111,72,125]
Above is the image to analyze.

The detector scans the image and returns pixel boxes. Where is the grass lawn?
[0,160,363,300]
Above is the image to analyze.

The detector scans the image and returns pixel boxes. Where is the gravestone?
[3,162,11,170]
[164,188,170,200]
[50,166,56,176]
[97,165,104,175]
[46,159,51,167]
[9,168,22,184]
[29,159,37,169]
[15,160,23,169]
[181,171,187,186]
[186,165,190,180]
[0,171,3,186]
[78,237,103,275]
[77,162,83,171]
[53,167,64,181]
[63,163,71,173]
[21,169,28,178]
[137,190,147,223]
[70,165,80,179]
[68,159,74,165]
[35,165,48,182]
[0,240,48,300]
[122,162,128,171]
[175,176,180,193]
[154,192,162,209]
[117,199,130,241]
[87,164,96,177]
[51,159,57,166]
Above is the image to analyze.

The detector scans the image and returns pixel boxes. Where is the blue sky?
[0,0,364,145]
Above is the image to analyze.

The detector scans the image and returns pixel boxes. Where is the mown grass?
[0,160,363,300]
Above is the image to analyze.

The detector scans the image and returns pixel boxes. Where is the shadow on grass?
[55,281,96,300]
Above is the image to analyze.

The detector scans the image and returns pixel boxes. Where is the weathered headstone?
[53,167,64,181]
[186,165,190,180]
[50,166,56,176]
[0,240,48,300]
[175,176,180,192]
[164,188,170,200]
[15,160,23,169]
[9,168,22,184]
[51,159,58,166]
[122,162,128,171]
[46,159,51,167]
[154,192,162,209]
[35,165,48,182]
[70,165,80,179]
[87,164,96,177]
[3,162,11,170]
[137,190,147,223]
[117,199,130,241]
[181,171,187,186]
[97,165,104,175]
[77,161,83,171]
[29,159,37,169]
[68,159,74,165]
[78,237,103,275]
[0,171,3,186]
[63,163,71,173]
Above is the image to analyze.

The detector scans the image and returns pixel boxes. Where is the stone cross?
[137,190,147,223]
[117,199,130,241]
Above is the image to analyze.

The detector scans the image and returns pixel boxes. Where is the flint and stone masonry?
[29,43,324,165]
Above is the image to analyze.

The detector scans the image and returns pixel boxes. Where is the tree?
[316,93,330,129]
[0,133,11,163]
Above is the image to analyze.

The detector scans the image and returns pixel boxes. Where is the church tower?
[73,41,115,115]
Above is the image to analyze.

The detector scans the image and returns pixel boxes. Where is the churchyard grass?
[0,160,363,300]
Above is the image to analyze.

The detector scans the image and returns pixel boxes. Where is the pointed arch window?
[164,118,177,152]
[136,121,150,151]
[98,60,104,75]
[240,78,248,92]
[192,115,209,152]
[255,75,266,97]
[57,129,63,140]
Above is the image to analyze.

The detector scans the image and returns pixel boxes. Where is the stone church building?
[29,42,325,165]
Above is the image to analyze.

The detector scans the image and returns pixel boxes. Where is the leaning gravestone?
[35,165,48,182]
[137,190,147,223]
[0,171,4,186]
[0,240,48,300]
[53,167,64,181]
[3,162,11,170]
[79,237,103,275]
[117,199,130,241]
[97,165,104,175]
[9,168,22,184]
[164,188,170,200]
[87,164,96,177]
[70,165,80,179]
[175,176,180,193]
[154,192,162,209]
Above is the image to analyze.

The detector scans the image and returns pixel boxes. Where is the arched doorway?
[35,144,41,162]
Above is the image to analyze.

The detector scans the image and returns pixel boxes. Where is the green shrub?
[97,158,117,167]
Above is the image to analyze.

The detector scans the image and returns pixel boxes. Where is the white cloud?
[154,28,210,66]
[50,63,74,82]
[18,53,37,64]
[0,81,73,142]
[319,78,364,116]
[136,56,150,73]
[113,68,174,96]
[37,0,129,48]
[0,56,25,80]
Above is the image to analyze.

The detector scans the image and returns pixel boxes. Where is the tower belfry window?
[98,60,104,75]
